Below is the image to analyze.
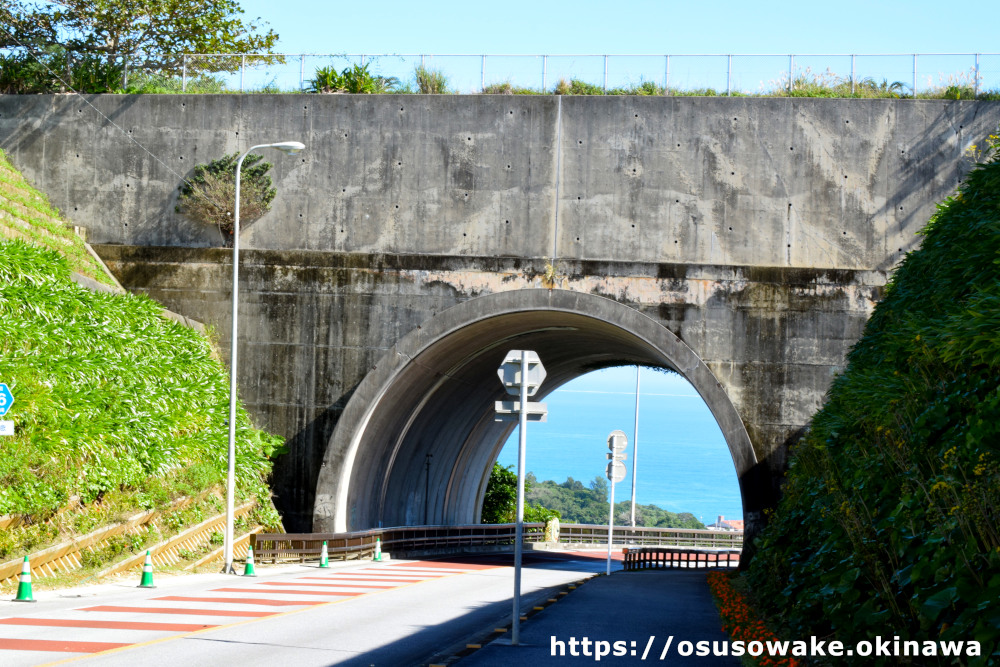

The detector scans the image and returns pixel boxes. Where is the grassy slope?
[746,146,1000,663]
[0,151,113,285]
[0,150,282,564]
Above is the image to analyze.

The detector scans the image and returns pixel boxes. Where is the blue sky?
[239,0,994,56]
[230,1,999,94]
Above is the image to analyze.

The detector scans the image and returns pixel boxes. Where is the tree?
[481,463,517,523]
[1,0,279,75]
[175,152,276,245]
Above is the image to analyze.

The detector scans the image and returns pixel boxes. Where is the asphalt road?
[0,551,617,666]
[459,569,740,666]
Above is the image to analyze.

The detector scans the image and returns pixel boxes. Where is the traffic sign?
[607,429,627,452]
[495,401,548,423]
[606,451,627,461]
[0,421,14,436]
[606,460,626,483]
[497,351,546,397]
[0,384,13,417]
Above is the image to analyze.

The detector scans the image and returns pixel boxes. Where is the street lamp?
[223,140,305,574]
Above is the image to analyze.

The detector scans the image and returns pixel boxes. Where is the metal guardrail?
[252,523,547,563]
[622,546,741,570]
[171,52,1000,96]
[252,523,740,562]
[559,524,743,549]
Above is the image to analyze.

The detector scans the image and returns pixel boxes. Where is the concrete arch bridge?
[2,93,994,550]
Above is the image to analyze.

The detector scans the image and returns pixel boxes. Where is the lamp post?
[223,140,305,574]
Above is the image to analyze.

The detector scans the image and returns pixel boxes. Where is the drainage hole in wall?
[505,220,510,224]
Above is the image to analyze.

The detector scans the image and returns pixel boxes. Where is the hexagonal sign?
[497,350,546,397]
[0,383,13,417]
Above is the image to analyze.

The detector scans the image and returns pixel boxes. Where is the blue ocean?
[496,366,744,524]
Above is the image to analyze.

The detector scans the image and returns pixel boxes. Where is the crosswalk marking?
[0,560,494,662]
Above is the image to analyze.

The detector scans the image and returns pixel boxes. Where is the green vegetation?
[481,463,558,523]
[526,474,704,528]
[746,135,1000,664]
[175,152,277,244]
[414,66,450,94]
[0,150,112,285]
[307,63,399,94]
[2,0,279,88]
[0,150,283,564]
[0,239,282,538]
[481,463,704,528]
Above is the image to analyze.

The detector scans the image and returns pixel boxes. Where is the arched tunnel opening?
[494,366,742,528]
[313,289,758,534]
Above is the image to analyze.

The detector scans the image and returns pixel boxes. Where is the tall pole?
[630,366,639,527]
[512,350,528,645]
[607,472,615,576]
[223,141,305,575]
[223,149,246,575]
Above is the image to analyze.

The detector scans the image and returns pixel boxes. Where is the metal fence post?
[481,54,486,91]
[664,55,670,93]
[361,54,365,67]
[603,55,608,92]
[851,54,856,95]
[788,54,794,93]
[542,54,547,91]
[181,55,186,92]
[975,53,980,97]
[240,54,245,92]
[912,53,917,98]
[300,54,305,91]
[727,54,732,96]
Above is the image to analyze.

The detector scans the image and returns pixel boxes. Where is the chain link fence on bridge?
[170,52,1000,97]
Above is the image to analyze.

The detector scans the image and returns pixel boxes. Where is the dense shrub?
[746,138,1000,664]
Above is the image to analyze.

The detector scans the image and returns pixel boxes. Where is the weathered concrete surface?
[95,245,881,549]
[3,95,995,547]
[1,96,993,269]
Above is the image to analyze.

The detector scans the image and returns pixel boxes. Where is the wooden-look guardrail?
[0,496,256,587]
[252,523,547,563]
[558,524,743,549]
[622,546,740,571]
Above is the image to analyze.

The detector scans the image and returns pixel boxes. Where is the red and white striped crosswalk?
[0,560,494,665]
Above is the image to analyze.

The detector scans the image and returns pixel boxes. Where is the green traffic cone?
[13,556,35,602]
[138,550,156,588]
[374,538,382,562]
[319,540,329,568]
[243,546,257,577]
